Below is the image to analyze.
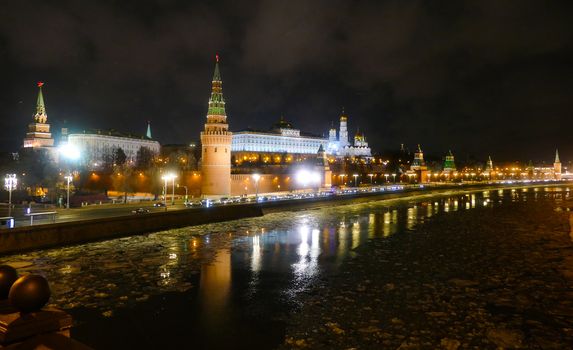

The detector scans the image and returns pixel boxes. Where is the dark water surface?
[0,186,569,349]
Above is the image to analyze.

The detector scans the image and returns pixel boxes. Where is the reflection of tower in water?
[199,248,231,322]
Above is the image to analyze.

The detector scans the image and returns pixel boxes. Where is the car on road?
[132,208,150,214]
[153,202,166,207]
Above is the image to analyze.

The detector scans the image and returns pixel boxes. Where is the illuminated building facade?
[231,117,329,161]
[327,109,372,158]
[67,129,160,168]
[200,55,233,198]
[23,82,54,149]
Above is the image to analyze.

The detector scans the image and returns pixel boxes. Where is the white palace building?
[66,123,160,168]
[231,112,372,161]
[231,118,328,155]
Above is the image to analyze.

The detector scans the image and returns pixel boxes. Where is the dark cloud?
[0,0,572,162]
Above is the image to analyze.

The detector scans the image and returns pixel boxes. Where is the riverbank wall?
[0,205,264,255]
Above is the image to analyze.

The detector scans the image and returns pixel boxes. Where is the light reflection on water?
[0,186,570,348]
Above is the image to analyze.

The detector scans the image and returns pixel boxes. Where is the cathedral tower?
[200,55,232,198]
[339,108,349,148]
[23,82,54,148]
[554,149,562,180]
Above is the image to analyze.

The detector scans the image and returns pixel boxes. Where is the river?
[0,185,570,349]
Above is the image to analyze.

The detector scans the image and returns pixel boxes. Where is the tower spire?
[146,121,152,139]
[35,82,47,123]
[555,149,560,163]
[207,54,226,118]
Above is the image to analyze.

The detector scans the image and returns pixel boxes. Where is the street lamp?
[384,173,389,183]
[161,173,177,206]
[368,173,374,184]
[252,174,261,199]
[353,174,359,187]
[391,173,397,183]
[4,174,17,217]
[64,174,73,209]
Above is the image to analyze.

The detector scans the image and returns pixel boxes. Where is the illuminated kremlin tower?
[23,82,54,149]
[200,55,232,198]
[485,156,494,173]
[410,144,428,182]
[554,149,562,180]
[443,150,456,173]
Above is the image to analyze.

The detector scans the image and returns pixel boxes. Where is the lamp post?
[384,173,389,183]
[252,174,261,199]
[392,173,397,183]
[353,174,359,187]
[171,175,177,205]
[4,174,17,217]
[64,174,73,209]
[368,173,374,185]
[162,176,168,207]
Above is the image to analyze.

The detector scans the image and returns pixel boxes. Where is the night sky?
[1,0,572,162]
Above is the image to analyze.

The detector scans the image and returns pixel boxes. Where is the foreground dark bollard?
[8,275,51,313]
[0,266,91,349]
[0,265,18,299]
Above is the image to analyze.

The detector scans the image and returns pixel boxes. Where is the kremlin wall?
[13,57,567,202]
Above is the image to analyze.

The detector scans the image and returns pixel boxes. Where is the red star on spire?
[37,81,44,88]
[216,54,219,63]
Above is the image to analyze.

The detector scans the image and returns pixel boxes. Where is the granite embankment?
[0,204,263,255]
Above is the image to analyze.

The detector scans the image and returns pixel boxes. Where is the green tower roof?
[146,121,152,139]
[207,54,226,117]
[34,82,47,122]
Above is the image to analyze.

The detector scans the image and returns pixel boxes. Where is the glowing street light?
[353,174,359,187]
[252,173,261,199]
[64,174,73,209]
[384,173,389,183]
[4,174,17,217]
[391,173,397,183]
[368,173,374,184]
[296,169,321,192]
[161,173,177,206]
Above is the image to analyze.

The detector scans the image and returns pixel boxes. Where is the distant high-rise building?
[554,149,562,180]
[443,150,456,173]
[23,82,54,149]
[201,55,232,198]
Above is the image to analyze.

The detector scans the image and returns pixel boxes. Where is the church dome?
[273,116,293,129]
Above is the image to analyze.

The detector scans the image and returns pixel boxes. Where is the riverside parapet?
[0,205,263,255]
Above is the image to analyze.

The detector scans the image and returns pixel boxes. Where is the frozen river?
[1,186,568,349]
